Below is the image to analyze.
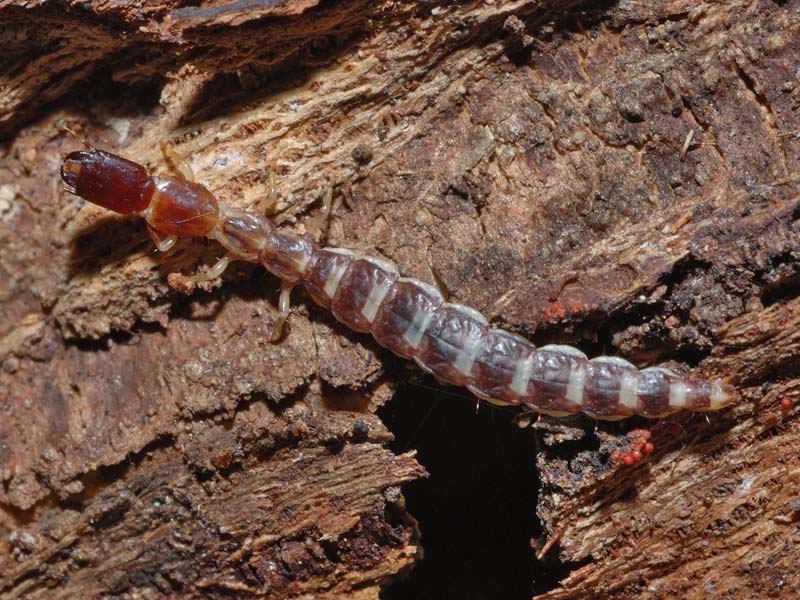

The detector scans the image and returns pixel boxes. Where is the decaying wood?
[1,0,799,598]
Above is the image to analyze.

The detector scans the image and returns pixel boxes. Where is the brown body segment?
[214,207,272,261]
[60,146,737,420]
[332,257,399,333]
[303,248,356,308]
[635,369,674,418]
[684,379,713,412]
[259,229,315,283]
[413,304,489,387]
[528,349,585,415]
[371,278,444,359]
[468,329,536,406]
[582,360,632,419]
[147,177,219,237]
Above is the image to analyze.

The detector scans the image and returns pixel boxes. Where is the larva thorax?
[60,147,737,420]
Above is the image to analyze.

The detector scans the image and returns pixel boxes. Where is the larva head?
[61,150,153,214]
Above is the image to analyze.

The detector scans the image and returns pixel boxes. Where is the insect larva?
[60,144,737,420]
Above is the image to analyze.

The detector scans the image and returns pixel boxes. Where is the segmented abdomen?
[293,244,733,420]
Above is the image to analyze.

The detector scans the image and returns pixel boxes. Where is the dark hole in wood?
[379,380,572,598]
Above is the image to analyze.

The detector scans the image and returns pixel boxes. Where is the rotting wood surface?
[1,0,799,598]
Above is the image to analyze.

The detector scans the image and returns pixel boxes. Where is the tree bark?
[1,0,798,598]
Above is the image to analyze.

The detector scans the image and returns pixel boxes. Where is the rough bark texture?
[1,0,799,598]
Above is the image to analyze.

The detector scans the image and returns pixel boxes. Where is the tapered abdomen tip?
[709,379,737,410]
[61,150,153,214]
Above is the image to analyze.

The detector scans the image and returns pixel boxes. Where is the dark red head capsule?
[61,150,154,214]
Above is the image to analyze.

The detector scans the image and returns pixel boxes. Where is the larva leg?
[429,264,451,301]
[160,140,195,182]
[511,407,542,429]
[305,182,336,239]
[189,255,231,283]
[548,272,579,302]
[536,527,563,560]
[147,225,177,253]
[270,283,293,342]
[260,161,279,217]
